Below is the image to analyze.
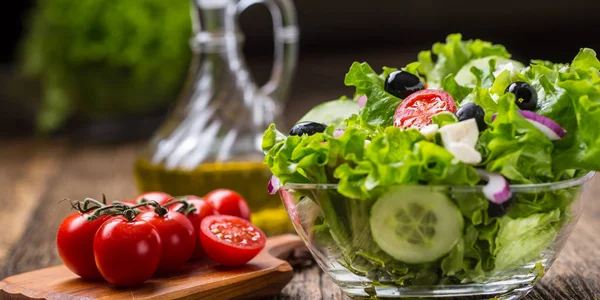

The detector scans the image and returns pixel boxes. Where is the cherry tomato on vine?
[172,196,217,260]
[204,189,251,221]
[139,209,195,273]
[200,215,266,266]
[393,89,456,129]
[135,192,174,206]
[57,211,109,280]
[94,216,162,286]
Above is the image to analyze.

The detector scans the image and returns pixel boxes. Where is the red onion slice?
[333,128,345,138]
[474,169,512,204]
[357,95,367,108]
[518,111,567,140]
[491,111,567,141]
[267,175,281,195]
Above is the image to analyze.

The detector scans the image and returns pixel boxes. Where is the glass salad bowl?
[278,172,595,299]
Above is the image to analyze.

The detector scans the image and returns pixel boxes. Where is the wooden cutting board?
[0,234,306,300]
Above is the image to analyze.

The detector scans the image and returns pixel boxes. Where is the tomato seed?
[209,221,262,245]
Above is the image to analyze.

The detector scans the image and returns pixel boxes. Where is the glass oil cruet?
[134,0,299,235]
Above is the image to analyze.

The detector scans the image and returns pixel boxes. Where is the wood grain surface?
[0,139,598,300]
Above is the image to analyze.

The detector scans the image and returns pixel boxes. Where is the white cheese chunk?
[445,142,483,164]
[419,124,439,140]
[439,118,479,148]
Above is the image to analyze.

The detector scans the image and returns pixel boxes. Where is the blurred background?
[2,0,600,141]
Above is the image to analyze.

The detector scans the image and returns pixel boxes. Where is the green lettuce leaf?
[344,62,402,127]
[461,87,499,115]
[551,50,600,170]
[431,111,459,127]
[490,69,512,96]
[493,209,561,272]
[442,74,472,104]
[334,126,479,200]
[414,34,510,88]
[477,94,554,183]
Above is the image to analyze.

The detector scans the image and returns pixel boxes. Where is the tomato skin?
[135,192,174,206]
[56,212,109,280]
[94,216,162,286]
[393,89,457,129]
[139,210,196,273]
[204,189,251,221]
[200,215,266,266]
[173,196,217,260]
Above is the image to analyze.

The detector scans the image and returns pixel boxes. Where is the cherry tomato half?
[393,89,456,129]
[200,215,266,266]
[204,189,251,221]
[172,196,217,260]
[57,212,109,280]
[94,216,162,286]
[135,192,174,206]
[139,210,196,273]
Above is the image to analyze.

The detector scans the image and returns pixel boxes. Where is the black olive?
[289,121,327,136]
[384,70,425,99]
[505,82,538,111]
[456,103,486,131]
[487,198,514,218]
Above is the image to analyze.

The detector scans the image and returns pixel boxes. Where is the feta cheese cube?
[439,118,479,148]
[445,142,483,164]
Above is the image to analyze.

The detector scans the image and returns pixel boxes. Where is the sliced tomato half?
[393,89,456,129]
[200,215,266,266]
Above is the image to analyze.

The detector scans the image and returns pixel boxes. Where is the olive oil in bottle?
[134,159,293,235]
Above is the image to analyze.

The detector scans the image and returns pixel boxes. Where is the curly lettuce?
[414,34,510,88]
[344,62,401,127]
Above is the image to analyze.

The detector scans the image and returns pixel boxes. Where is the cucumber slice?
[370,186,463,264]
[455,56,524,87]
[298,99,359,127]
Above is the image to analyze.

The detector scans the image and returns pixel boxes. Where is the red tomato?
[135,192,174,206]
[200,215,266,266]
[172,196,217,260]
[94,216,162,286]
[56,212,109,280]
[393,89,456,129]
[204,189,251,221]
[139,210,196,273]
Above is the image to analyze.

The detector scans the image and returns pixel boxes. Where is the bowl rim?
[282,171,596,193]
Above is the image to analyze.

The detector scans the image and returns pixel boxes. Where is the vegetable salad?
[262,34,599,285]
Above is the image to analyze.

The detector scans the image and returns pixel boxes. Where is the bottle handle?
[237,0,299,102]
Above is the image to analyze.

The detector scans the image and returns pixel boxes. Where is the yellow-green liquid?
[134,159,293,235]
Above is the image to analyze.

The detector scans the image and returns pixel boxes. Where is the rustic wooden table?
[0,138,598,299]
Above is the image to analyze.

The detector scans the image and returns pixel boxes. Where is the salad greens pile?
[262,34,599,285]
[21,0,192,133]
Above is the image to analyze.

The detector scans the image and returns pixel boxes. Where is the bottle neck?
[190,0,242,53]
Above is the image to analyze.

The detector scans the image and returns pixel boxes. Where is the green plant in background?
[21,0,193,133]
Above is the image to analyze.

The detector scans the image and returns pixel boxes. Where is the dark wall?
[240,0,600,62]
[5,0,600,63]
